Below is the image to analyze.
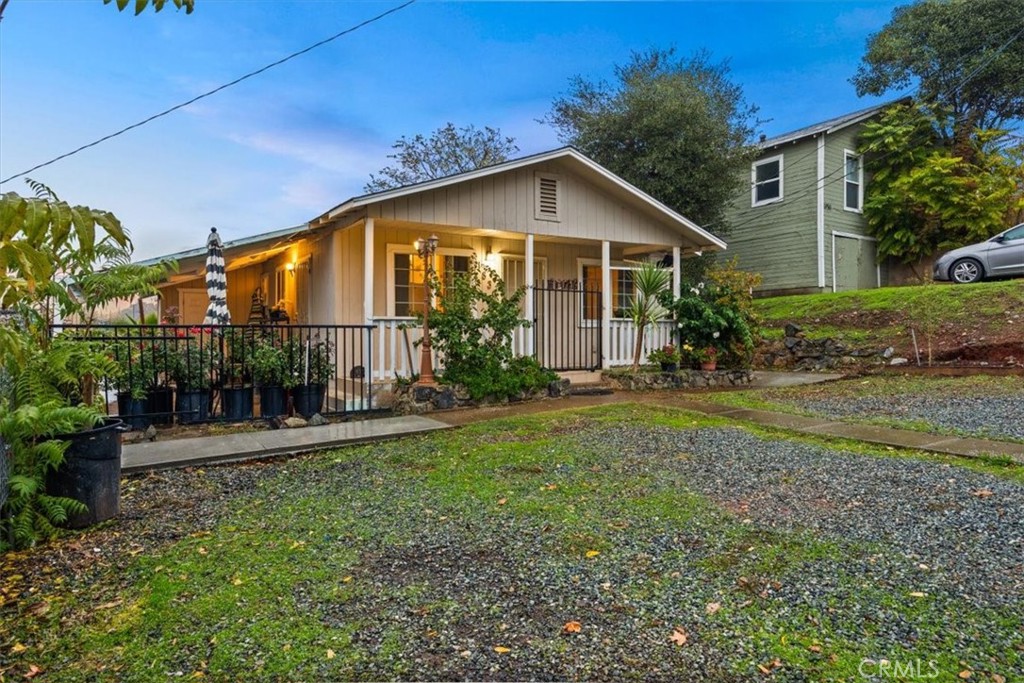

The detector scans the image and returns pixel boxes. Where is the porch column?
[363,217,374,323]
[672,246,681,299]
[524,233,535,357]
[601,240,611,370]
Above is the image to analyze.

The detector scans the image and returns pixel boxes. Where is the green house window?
[752,154,783,206]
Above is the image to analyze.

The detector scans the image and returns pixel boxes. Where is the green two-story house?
[724,101,904,296]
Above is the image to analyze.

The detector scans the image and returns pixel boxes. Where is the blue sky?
[0,0,905,260]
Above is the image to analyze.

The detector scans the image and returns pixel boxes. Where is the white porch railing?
[607,320,675,367]
[372,318,531,382]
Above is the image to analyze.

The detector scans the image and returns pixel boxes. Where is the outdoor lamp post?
[415,234,439,386]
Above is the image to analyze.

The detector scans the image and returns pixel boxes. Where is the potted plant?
[220,328,254,420]
[1,181,173,543]
[696,346,719,371]
[290,336,335,418]
[171,330,221,424]
[110,337,154,430]
[250,336,294,417]
[647,344,680,372]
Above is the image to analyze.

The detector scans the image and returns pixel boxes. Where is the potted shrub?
[220,328,254,420]
[250,336,294,417]
[1,182,172,542]
[171,331,221,424]
[696,345,719,371]
[111,337,154,430]
[647,344,680,372]
[290,335,335,418]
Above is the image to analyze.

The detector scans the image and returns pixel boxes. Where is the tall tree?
[858,104,1024,270]
[365,123,519,193]
[852,0,1024,141]
[545,48,759,232]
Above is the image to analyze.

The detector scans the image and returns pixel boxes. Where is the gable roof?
[760,98,910,149]
[313,146,726,251]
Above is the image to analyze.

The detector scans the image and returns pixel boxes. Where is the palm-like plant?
[628,262,671,371]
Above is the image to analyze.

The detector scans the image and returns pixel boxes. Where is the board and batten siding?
[364,160,687,248]
[723,136,820,292]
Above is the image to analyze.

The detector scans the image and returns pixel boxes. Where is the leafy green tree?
[104,0,194,14]
[545,48,760,231]
[366,123,519,193]
[858,104,1023,269]
[852,0,1024,142]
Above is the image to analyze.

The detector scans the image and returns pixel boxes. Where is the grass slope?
[754,280,1024,356]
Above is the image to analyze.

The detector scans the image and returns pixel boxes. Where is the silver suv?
[933,223,1024,284]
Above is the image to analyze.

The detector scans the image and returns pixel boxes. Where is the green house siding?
[723,136,819,292]
[724,119,886,294]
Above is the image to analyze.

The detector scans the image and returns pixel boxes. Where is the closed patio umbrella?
[202,227,231,325]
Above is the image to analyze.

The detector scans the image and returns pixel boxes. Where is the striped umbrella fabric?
[202,227,231,325]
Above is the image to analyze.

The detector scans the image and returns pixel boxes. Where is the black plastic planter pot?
[660,362,679,373]
[222,386,254,421]
[147,386,174,425]
[176,389,210,424]
[291,383,325,418]
[45,417,123,528]
[116,392,150,430]
[259,386,288,418]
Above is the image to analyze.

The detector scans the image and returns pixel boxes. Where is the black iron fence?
[533,281,602,371]
[51,323,375,427]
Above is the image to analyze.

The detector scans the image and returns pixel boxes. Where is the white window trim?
[577,258,638,326]
[384,244,475,318]
[843,149,864,213]
[751,153,784,207]
[534,172,563,222]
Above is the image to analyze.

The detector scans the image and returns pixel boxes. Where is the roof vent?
[535,173,561,222]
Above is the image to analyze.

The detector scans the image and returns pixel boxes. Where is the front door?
[178,289,208,325]
[986,224,1024,276]
[834,236,877,291]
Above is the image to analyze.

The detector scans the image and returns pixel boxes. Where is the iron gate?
[533,281,602,371]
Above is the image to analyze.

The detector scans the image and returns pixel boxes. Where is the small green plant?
[627,262,671,371]
[647,344,680,367]
[170,330,222,391]
[290,335,335,386]
[422,257,553,401]
[250,336,298,389]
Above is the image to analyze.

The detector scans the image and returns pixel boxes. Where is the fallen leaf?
[958,671,971,679]
[24,664,43,679]
[971,489,994,498]
[909,591,927,598]
[585,550,600,558]
[231,578,243,586]
[757,664,771,675]
[197,547,208,556]
[326,649,335,660]
[493,646,511,654]
[669,627,688,646]
[342,576,353,583]
[992,674,1006,683]
[808,645,822,653]
[96,599,123,611]
[542,483,558,491]
[562,621,582,634]
[11,642,27,654]
[497,498,507,505]
[705,602,721,615]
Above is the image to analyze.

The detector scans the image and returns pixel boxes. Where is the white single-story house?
[141,147,725,383]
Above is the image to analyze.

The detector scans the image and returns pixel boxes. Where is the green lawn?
[1,404,1021,681]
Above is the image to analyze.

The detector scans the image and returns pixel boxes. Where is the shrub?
[423,257,553,401]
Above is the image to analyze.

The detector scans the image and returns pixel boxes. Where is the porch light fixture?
[285,261,296,276]
[414,234,439,386]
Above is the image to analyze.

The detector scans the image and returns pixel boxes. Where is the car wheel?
[950,258,983,284]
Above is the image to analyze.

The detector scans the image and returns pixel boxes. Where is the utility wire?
[712,25,1024,237]
[0,0,418,186]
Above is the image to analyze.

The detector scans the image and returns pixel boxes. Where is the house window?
[534,173,562,222]
[389,247,473,317]
[580,263,637,321]
[751,154,783,206]
[501,256,547,296]
[844,151,863,212]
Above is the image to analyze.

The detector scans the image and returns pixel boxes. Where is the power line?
[0,0,418,186]
[714,25,1024,237]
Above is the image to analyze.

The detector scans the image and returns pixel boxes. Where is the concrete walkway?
[121,371,1024,472]
[121,415,451,473]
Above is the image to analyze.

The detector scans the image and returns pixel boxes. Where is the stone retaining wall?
[602,368,752,391]
[393,378,572,414]
[759,323,895,371]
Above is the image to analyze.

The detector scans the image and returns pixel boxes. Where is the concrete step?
[568,383,614,396]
